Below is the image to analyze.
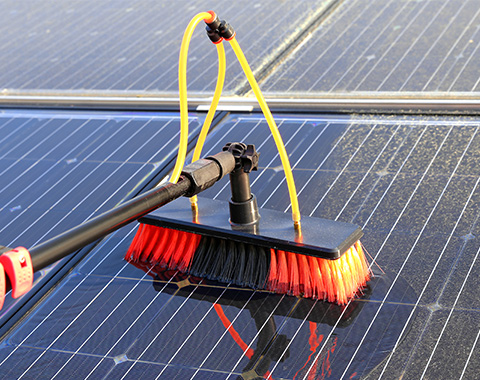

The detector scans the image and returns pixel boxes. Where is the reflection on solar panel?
[0,109,203,326]
[0,0,334,95]
[2,113,480,379]
[262,0,480,94]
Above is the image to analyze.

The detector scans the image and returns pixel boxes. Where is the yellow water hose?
[190,42,226,207]
[228,37,301,228]
[170,11,214,184]
[172,12,301,228]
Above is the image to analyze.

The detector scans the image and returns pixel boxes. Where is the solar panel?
[0,109,204,330]
[2,113,479,379]
[262,0,480,94]
[0,0,335,96]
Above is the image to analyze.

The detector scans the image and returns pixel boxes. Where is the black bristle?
[220,240,237,282]
[255,246,270,288]
[188,235,270,290]
[212,238,227,280]
[233,242,247,285]
[190,236,211,277]
[244,244,258,288]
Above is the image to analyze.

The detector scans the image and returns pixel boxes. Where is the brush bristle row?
[126,224,370,304]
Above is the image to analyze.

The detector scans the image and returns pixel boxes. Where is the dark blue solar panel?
[3,113,479,379]
[0,109,203,326]
[0,0,334,95]
[262,0,480,94]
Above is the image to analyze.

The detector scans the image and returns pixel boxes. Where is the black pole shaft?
[29,177,191,271]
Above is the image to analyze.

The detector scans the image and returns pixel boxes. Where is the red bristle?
[298,253,313,298]
[135,224,156,261]
[178,232,201,272]
[307,255,324,300]
[318,257,335,302]
[275,250,289,294]
[159,229,180,267]
[169,230,189,268]
[140,225,162,262]
[267,249,278,291]
[150,227,172,263]
[287,252,300,296]
[125,223,146,262]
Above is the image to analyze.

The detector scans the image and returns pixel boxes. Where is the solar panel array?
[2,114,479,379]
[1,0,479,97]
[1,0,480,379]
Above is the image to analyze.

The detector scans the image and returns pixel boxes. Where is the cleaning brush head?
[126,197,370,304]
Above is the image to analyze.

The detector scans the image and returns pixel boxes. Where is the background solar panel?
[0,109,203,325]
[261,0,480,94]
[0,0,335,95]
[2,113,479,379]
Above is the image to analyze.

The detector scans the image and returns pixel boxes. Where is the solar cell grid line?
[6,117,174,247]
[64,1,187,91]
[352,0,433,91]
[0,2,86,78]
[307,124,376,217]
[43,5,149,90]
[449,32,480,92]
[0,117,32,152]
[0,1,109,89]
[398,0,468,91]
[283,122,355,213]
[200,293,285,380]
[350,124,414,224]
[263,0,358,92]
[0,117,135,240]
[374,138,480,378]
[130,3,240,92]
[289,0,382,91]
[0,223,139,372]
[210,119,299,201]
[378,166,480,378]
[186,1,298,93]
[19,6,130,90]
[420,225,480,378]
[338,126,460,379]
[0,118,52,163]
[15,237,153,379]
[48,264,161,380]
[83,271,177,380]
[0,117,71,177]
[187,296,257,380]
[118,281,214,380]
[265,302,319,380]
[460,326,480,380]
[433,21,480,91]
[259,122,330,209]
[0,118,97,213]
[335,124,401,221]
[328,0,414,93]
[297,123,437,378]
[375,0,452,91]
[421,4,480,91]
[360,125,428,228]
[306,0,396,94]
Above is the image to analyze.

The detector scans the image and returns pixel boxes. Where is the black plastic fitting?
[205,13,221,30]
[218,20,235,40]
[205,25,223,44]
[181,151,236,197]
[223,143,260,226]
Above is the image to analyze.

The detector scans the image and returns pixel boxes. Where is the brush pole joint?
[223,143,261,226]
